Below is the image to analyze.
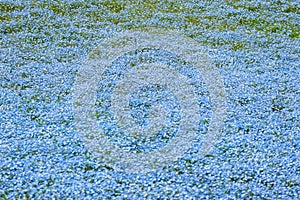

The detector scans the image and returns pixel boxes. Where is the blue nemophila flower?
[1,0,299,199]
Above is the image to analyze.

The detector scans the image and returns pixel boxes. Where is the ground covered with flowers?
[0,0,299,199]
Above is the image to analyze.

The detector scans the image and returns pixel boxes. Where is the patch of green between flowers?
[0,0,299,52]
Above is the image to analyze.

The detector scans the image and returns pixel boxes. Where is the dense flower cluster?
[0,0,299,199]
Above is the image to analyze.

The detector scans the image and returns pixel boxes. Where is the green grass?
[1,0,298,50]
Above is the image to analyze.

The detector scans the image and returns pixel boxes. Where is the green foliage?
[1,0,298,57]
[0,2,23,12]
[102,0,125,13]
